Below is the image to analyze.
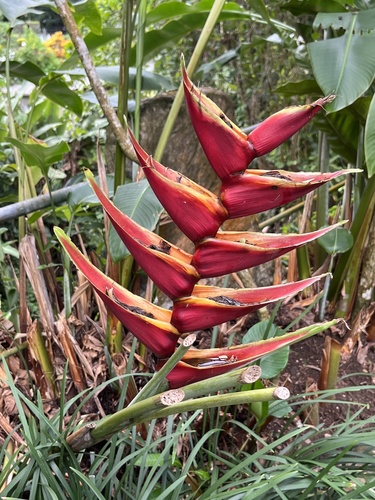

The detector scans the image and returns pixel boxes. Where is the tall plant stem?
[328,174,375,313]
[114,0,134,190]
[315,131,330,267]
[154,0,226,162]
[54,0,136,163]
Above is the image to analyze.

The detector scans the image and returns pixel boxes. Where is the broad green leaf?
[268,399,292,418]
[312,104,367,164]
[195,49,239,79]
[145,0,246,25]
[71,0,102,36]
[6,138,69,169]
[130,7,253,66]
[134,453,164,467]
[242,321,289,379]
[68,176,114,205]
[318,227,353,254]
[41,78,83,116]
[281,0,352,16]
[0,0,52,23]
[0,61,83,115]
[365,93,375,177]
[109,180,164,262]
[56,66,175,91]
[308,10,375,112]
[275,79,323,97]
[0,61,45,85]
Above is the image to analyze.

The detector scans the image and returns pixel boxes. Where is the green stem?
[154,0,226,162]
[328,175,375,307]
[315,131,330,267]
[114,0,133,190]
[68,384,283,451]
[134,0,146,140]
[129,334,197,405]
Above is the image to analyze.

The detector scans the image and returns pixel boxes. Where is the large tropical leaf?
[365,93,375,178]
[109,179,164,262]
[308,9,375,112]
[0,0,52,23]
[313,98,371,164]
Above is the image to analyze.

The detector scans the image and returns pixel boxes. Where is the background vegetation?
[0,0,374,498]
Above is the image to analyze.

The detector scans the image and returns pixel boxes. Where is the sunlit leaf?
[71,0,102,36]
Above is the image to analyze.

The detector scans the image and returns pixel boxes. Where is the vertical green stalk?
[154,0,226,162]
[353,126,365,217]
[134,0,147,141]
[315,131,330,268]
[114,0,134,191]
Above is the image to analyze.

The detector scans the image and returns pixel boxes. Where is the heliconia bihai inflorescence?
[55,59,352,387]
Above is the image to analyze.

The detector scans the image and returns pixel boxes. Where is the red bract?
[163,323,333,388]
[192,223,344,277]
[56,68,344,390]
[129,130,227,242]
[85,169,199,299]
[220,169,354,218]
[171,276,324,332]
[54,228,179,358]
[183,61,333,180]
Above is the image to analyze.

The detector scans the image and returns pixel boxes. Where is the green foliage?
[109,179,163,262]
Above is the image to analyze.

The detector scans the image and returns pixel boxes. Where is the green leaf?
[365,93,375,177]
[195,49,239,79]
[281,0,352,16]
[0,62,83,116]
[109,180,164,262]
[41,78,83,116]
[275,79,323,97]
[318,227,353,254]
[6,138,69,169]
[243,321,289,379]
[134,453,164,467]
[0,61,45,85]
[308,10,375,112]
[130,0,275,67]
[268,399,292,418]
[312,103,368,164]
[72,0,102,36]
[0,0,52,23]
[68,176,114,205]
